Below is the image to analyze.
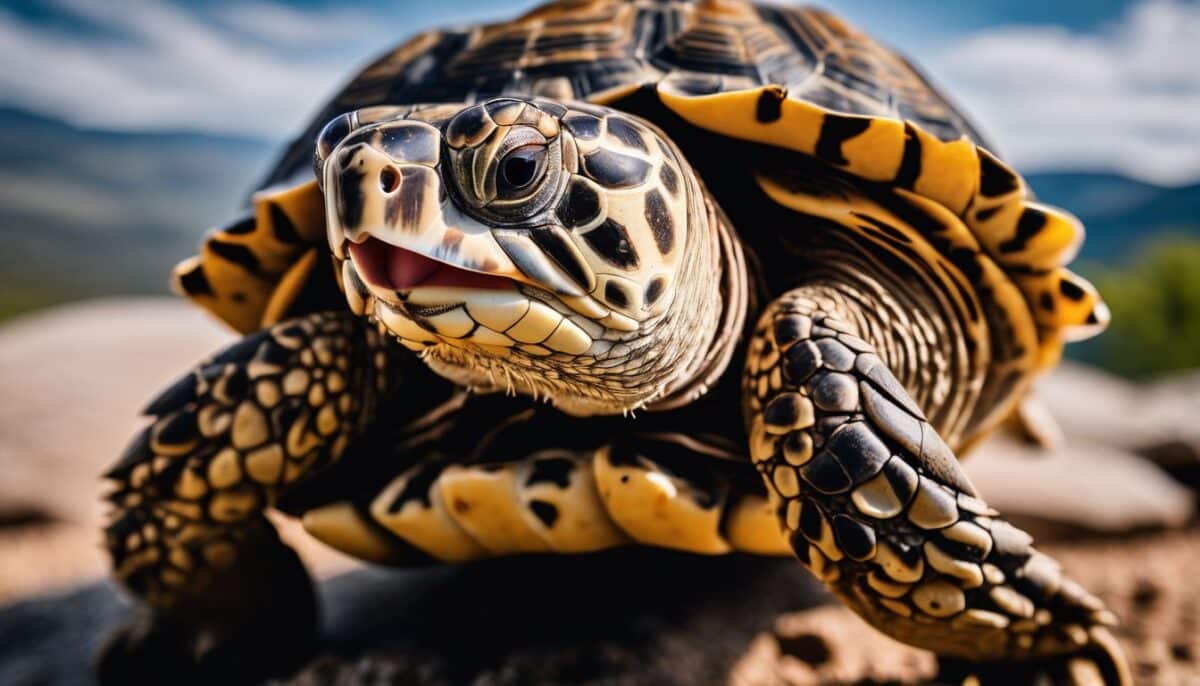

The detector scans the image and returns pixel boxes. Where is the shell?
[170,0,1105,557]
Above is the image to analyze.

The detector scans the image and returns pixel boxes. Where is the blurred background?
[0,1,1197,684]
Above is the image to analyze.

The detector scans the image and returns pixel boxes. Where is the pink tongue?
[348,238,512,291]
[386,245,440,289]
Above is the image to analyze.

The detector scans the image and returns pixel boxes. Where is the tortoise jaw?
[347,237,516,294]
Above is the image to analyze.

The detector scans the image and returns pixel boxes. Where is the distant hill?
[0,108,1195,320]
[0,108,274,317]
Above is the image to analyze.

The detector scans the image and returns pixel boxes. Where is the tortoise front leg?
[97,310,393,685]
[745,289,1132,685]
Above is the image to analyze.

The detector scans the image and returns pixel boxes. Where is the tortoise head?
[316,96,724,416]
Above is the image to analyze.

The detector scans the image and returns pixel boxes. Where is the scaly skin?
[744,286,1130,684]
[98,311,392,684]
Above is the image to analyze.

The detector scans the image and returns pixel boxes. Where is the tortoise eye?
[497,144,546,197]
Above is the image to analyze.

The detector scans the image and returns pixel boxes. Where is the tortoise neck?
[647,196,749,411]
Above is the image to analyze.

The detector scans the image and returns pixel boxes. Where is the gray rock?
[968,435,1195,538]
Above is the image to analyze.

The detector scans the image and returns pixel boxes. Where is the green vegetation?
[1081,236,1200,379]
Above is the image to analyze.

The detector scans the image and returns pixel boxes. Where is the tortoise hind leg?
[744,289,1131,685]
[97,310,393,684]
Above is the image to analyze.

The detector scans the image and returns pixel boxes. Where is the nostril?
[379,167,400,193]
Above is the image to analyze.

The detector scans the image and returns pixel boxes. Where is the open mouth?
[348,237,514,292]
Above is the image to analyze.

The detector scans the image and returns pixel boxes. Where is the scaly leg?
[97,310,393,685]
[744,289,1131,685]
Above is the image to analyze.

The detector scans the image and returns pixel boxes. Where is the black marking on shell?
[525,457,573,488]
[530,228,592,289]
[224,216,256,235]
[815,115,872,166]
[605,116,648,152]
[556,178,603,229]
[975,206,1000,222]
[644,277,666,306]
[832,514,876,561]
[894,123,922,188]
[659,162,680,196]
[208,240,262,275]
[998,207,1047,254]
[755,86,786,123]
[604,281,630,309]
[854,213,913,244]
[584,218,639,270]
[177,264,214,297]
[529,499,559,527]
[1039,292,1055,311]
[644,188,674,255]
[1059,277,1086,301]
[268,203,301,244]
[583,148,651,189]
[979,151,1020,197]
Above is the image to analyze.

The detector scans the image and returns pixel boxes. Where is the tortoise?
[98,1,1129,683]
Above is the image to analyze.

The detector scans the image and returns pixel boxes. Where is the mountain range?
[0,107,1195,318]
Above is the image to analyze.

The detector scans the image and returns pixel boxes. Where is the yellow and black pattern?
[301,443,788,565]
[253,0,1102,368]
[755,167,1040,448]
[743,289,1128,682]
[261,0,988,189]
[172,180,326,334]
[658,79,1107,373]
[103,311,390,607]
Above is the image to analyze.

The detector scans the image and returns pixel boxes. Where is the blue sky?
[1,0,1197,184]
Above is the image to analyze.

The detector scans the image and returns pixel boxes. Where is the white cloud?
[0,0,393,138]
[2,0,1196,185]
[211,3,381,46]
[934,0,1200,185]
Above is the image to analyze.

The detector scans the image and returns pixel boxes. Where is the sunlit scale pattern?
[102,311,389,606]
[744,292,1118,661]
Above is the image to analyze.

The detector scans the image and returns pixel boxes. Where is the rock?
[968,436,1195,539]
[0,297,357,602]
[0,297,233,527]
[1038,362,1200,486]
